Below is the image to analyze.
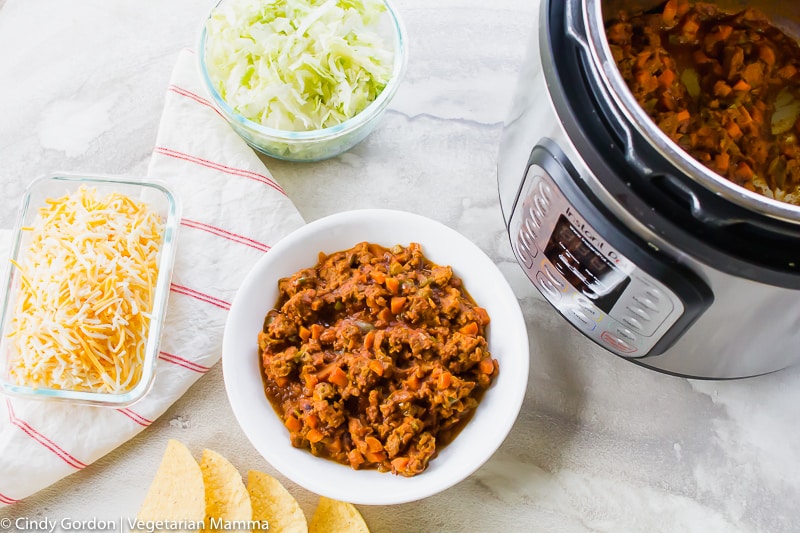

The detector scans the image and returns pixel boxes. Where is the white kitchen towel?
[0,49,305,505]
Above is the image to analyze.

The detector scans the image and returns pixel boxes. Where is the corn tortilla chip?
[247,470,308,533]
[136,439,205,531]
[309,496,369,533]
[200,448,253,532]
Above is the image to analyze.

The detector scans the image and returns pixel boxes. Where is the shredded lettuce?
[204,0,394,132]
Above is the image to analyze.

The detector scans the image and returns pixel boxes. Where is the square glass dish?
[0,174,180,407]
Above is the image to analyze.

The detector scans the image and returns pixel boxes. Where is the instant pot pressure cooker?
[498,0,800,378]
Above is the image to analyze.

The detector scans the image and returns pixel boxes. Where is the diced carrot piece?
[635,51,652,69]
[328,437,343,454]
[365,436,383,452]
[675,109,691,123]
[369,270,386,284]
[328,366,348,388]
[661,0,677,25]
[778,65,797,80]
[714,80,733,98]
[306,414,320,429]
[365,451,387,463]
[715,25,733,42]
[658,69,676,88]
[304,372,319,390]
[349,449,365,469]
[378,308,392,324]
[391,457,410,472]
[364,329,376,350]
[636,71,657,93]
[306,429,324,443]
[737,106,753,126]
[284,415,302,433]
[732,79,751,92]
[438,371,452,390]
[367,243,384,257]
[693,50,711,65]
[391,296,407,314]
[385,276,400,295]
[459,322,479,335]
[310,323,324,340]
[726,121,743,141]
[407,374,421,390]
[734,162,755,182]
[275,376,289,387]
[682,18,700,37]
[369,359,384,376]
[742,63,763,88]
[714,152,730,174]
[759,45,776,67]
[474,307,491,325]
[317,363,336,381]
[479,358,496,375]
[298,326,311,341]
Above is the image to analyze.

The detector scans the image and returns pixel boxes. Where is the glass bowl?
[197,0,408,163]
[0,174,180,407]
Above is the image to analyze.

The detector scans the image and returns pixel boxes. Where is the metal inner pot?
[583,0,800,224]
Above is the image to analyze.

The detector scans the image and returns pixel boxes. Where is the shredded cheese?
[8,185,165,394]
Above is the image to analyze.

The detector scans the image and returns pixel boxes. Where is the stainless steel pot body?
[498,0,800,378]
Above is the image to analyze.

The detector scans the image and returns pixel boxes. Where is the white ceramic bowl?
[222,209,529,505]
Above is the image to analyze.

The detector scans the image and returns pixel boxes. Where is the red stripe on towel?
[6,399,87,470]
[169,283,231,311]
[159,351,211,374]
[167,84,223,118]
[180,218,271,253]
[0,492,19,504]
[153,146,286,196]
[117,408,152,427]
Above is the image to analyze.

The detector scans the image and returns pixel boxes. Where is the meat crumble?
[257,242,498,477]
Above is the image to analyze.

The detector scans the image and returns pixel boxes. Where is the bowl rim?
[222,208,530,504]
[196,0,409,143]
[0,173,181,407]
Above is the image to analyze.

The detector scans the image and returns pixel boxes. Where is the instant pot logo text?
[564,207,621,264]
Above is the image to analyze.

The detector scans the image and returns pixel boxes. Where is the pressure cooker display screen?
[545,215,631,313]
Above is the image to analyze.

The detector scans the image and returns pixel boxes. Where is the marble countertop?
[1,0,800,531]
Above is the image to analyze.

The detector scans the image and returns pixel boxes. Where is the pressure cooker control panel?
[510,158,688,358]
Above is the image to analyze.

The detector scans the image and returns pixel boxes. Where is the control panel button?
[633,295,658,312]
[516,229,538,267]
[600,331,638,354]
[543,262,566,289]
[615,326,637,342]
[645,287,663,302]
[527,206,543,232]
[627,305,651,322]
[536,271,561,302]
[539,181,554,203]
[574,295,601,320]
[534,194,549,219]
[622,316,644,332]
[568,308,597,332]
